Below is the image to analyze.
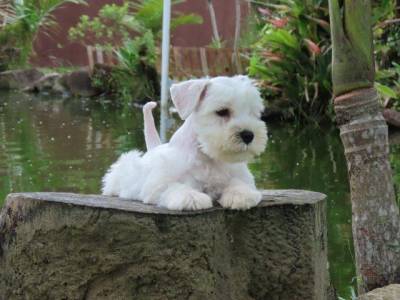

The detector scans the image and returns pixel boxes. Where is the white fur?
[102,76,267,211]
[143,102,161,150]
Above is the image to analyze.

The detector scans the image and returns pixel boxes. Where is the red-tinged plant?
[304,38,321,55]
[248,0,400,122]
[248,0,333,123]
[269,17,288,28]
[257,7,271,17]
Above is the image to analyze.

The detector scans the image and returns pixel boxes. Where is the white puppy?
[102,76,267,210]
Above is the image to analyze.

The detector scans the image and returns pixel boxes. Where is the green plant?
[239,6,263,49]
[90,32,159,104]
[0,0,86,68]
[375,62,400,110]
[208,37,226,49]
[373,1,400,110]
[69,0,202,104]
[115,31,157,72]
[69,3,138,51]
[337,285,358,300]
[132,0,202,37]
[69,0,202,49]
[248,0,400,122]
[248,0,332,123]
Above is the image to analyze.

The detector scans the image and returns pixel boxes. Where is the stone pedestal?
[359,284,400,300]
[0,190,328,300]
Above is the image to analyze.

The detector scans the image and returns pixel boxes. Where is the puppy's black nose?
[239,130,254,145]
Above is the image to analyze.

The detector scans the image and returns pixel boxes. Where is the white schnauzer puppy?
[102,75,267,210]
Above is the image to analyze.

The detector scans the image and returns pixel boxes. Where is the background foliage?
[248,0,332,123]
[0,0,86,70]
[69,0,202,104]
[247,0,400,122]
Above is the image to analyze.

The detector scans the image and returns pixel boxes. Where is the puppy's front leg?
[159,183,213,211]
[219,179,262,210]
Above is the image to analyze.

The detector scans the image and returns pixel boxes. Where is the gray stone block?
[61,69,101,97]
[0,69,44,90]
[0,190,328,300]
[358,284,400,300]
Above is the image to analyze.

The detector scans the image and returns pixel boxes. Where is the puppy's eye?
[216,108,230,117]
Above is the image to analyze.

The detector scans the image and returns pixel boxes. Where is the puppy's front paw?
[160,189,213,211]
[219,186,262,210]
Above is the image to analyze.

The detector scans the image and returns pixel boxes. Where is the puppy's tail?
[143,101,162,150]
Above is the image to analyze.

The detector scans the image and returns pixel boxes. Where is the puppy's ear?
[170,79,209,119]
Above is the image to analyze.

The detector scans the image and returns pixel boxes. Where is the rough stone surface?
[23,73,68,95]
[358,284,400,300]
[61,69,101,97]
[383,109,400,128]
[0,190,329,300]
[0,69,44,90]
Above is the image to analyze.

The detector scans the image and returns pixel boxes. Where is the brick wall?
[32,0,249,67]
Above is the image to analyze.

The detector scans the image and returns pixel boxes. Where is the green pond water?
[1,90,399,299]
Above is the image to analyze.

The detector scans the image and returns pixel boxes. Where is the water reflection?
[1,91,399,299]
[0,91,145,201]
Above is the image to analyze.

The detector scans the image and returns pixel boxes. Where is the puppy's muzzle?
[239,130,254,145]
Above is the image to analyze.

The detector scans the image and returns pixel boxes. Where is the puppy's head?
[170,76,267,163]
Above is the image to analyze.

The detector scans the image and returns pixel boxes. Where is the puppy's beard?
[197,126,267,163]
[215,149,254,163]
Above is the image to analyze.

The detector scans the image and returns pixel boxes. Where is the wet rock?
[383,109,400,128]
[0,190,329,300]
[61,68,102,97]
[358,284,400,300]
[23,73,68,95]
[0,68,44,90]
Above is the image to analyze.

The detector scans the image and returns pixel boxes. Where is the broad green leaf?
[375,82,398,99]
